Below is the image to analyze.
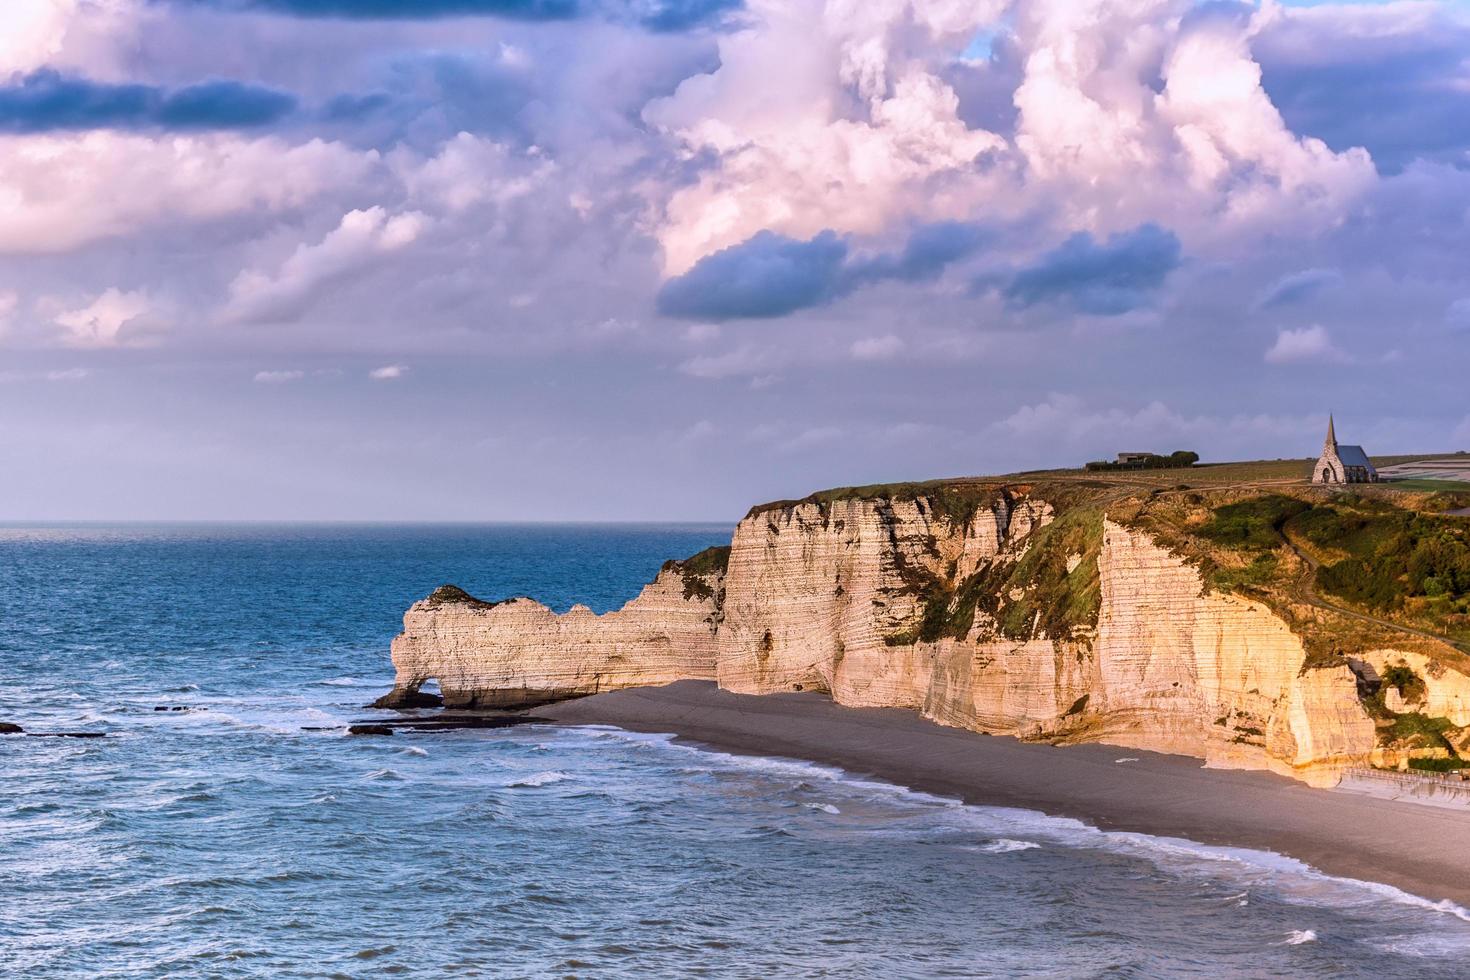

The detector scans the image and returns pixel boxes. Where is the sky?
[0,0,1468,521]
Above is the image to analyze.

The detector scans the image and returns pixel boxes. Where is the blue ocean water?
[4,523,1470,978]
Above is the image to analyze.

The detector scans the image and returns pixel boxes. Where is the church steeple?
[1325,413,1337,451]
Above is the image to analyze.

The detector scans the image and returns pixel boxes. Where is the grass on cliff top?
[1131,485,1470,656]
[746,478,1009,529]
[423,584,504,609]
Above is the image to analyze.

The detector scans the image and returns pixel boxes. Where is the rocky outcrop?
[381,485,1467,785]
[375,552,725,709]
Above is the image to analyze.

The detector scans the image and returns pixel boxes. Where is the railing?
[1342,766,1470,785]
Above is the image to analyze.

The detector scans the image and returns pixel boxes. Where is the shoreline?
[538,681,1470,908]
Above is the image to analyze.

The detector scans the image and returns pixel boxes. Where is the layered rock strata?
[377,553,724,709]
[381,487,1464,785]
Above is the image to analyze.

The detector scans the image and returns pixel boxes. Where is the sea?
[5,523,1470,978]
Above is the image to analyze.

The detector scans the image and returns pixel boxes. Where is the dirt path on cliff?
[1280,527,1470,655]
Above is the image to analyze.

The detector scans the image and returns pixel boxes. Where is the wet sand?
[540,681,1470,907]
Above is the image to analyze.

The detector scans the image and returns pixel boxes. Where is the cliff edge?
[378,470,1470,786]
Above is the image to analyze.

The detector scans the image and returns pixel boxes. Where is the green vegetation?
[748,479,1003,529]
[1196,495,1309,551]
[994,509,1102,640]
[424,585,503,610]
[1306,506,1470,614]
[665,545,731,601]
[1380,663,1428,705]
[1085,450,1199,472]
[1385,479,1470,493]
[1386,711,1457,748]
[1208,552,1279,593]
[1407,757,1469,773]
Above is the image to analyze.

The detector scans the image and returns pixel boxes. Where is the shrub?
[1197,495,1309,552]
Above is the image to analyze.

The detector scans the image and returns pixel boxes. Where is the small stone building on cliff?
[1313,416,1378,485]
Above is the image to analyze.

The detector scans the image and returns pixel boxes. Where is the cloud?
[850,334,904,361]
[168,0,742,30]
[648,0,1373,279]
[649,2,1008,276]
[369,364,408,380]
[677,344,776,381]
[393,133,551,213]
[657,220,987,320]
[54,288,151,348]
[657,230,848,320]
[254,369,304,383]
[848,221,990,283]
[0,70,297,133]
[225,208,429,323]
[1002,224,1182,316]
[1255,267,1342,310]
[1264,324,1347,365]
[1257,3,1470,174]
[0,131,376,253]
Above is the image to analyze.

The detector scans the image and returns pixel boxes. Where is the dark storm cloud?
[657,231,850,320]
[0,70,296,132]
[657,222,989,320]
[1002,224,1181,316]
[1254,268,1342,311]
[162,0,741,29]
[849,222,991,284]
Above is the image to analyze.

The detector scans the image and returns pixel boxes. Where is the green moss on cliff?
[985,508,1103,642]
[662,545,731,601]
[884,505,1103,647]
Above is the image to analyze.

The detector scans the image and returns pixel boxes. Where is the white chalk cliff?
[379,487,1465,786]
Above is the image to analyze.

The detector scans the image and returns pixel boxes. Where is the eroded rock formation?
[380,485,1468,785]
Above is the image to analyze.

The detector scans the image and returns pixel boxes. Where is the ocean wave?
[363,769,405,782]
[974,838,1040,854]
[1281,929,1317,945]
[564,722,1470,925]
[506,770,573,788]
[398,746,429,757]
[803,802,840,814]
[318,677,368,687]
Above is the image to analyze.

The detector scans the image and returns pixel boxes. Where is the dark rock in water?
[346,713,548,733]
[155,705,194,712]
[348,724,394,736]
[32,731,107,738]
[370,689,444,710]
[0,722,23,734]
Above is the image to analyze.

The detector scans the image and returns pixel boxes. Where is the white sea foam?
[565,722,1470,925]
[364,769,404,782]
[1114,757,1141,764]
[506,771,572,788]
[803,802,840,815]
[399,746,429,757]
[974,838,1040,854]
[1281,929,1317,945]
[318,677,366,687]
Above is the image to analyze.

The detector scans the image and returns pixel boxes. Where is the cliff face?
[381,485,1466,785]
[377,554,724,709]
